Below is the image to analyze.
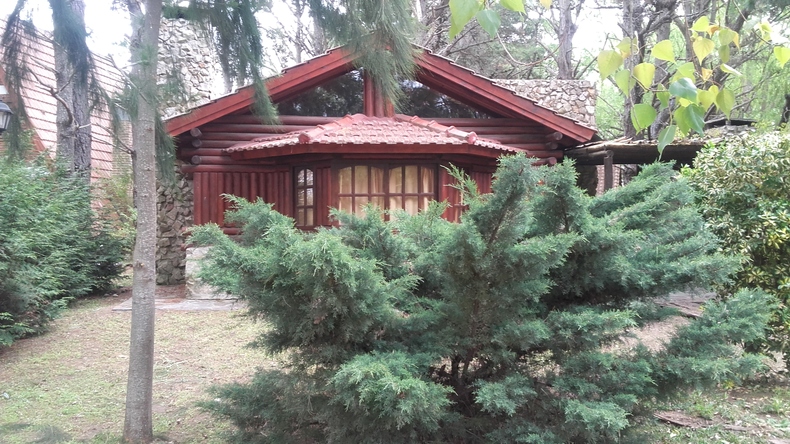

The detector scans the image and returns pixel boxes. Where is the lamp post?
[0,100,12,135]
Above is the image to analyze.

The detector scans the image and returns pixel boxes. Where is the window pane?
[355,167,368,194]
[405,196,419,215]
[297,209,305,226]
[306,208,314,226]
[297,189,305,206]
[389,167,402,194]
[370,197,384,209]
[356,196,369,212]
[421,167,434,193]
[297,169,305,186]
[371,167,384,194]
[421,196,431,210]
[306,169,314,186]
[306,188,314,205]
[389,196,402,211]
[339,197,352,213]
[339,167,352,194]
[405,166,418,193]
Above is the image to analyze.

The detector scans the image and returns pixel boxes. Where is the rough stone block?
[185,246,236,300]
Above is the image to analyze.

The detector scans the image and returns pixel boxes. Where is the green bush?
[0,160,125,346]
[685,129,790,356]
[193,156,771,443]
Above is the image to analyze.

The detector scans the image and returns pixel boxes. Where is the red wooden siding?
[193,169,292,227]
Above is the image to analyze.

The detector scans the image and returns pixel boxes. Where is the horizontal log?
[522,150,564,158]
[191,138,202,148]
[190,155,272,165]
[430,117,542,128]
[201,132,284,141]
[484,133,557,144]
[215,114,338,125]
[189,127,202,137]
[199,123,313,134]
[451,126,548,135]
[178,148,229,157]
[181,164,281,174]
[183,140,241,149]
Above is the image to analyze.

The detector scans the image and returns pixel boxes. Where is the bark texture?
[123,0,162,442]
[50,0,91,178]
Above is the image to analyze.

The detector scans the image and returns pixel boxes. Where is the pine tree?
[192,155,773,443]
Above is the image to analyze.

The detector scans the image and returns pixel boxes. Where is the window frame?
[333,162,438,217]
[294,166,317,228]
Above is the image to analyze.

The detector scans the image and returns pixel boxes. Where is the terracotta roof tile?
[225,114,522,154]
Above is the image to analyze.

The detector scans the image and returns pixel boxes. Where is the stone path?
[111,285,244,312]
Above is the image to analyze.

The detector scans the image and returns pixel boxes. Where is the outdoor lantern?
[0,99,12,135]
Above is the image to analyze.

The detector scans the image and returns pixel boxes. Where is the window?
[295,168,315,226]
[337,165,435,215]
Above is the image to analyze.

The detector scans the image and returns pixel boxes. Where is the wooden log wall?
[192,169,292,226]
[178,113,557,228]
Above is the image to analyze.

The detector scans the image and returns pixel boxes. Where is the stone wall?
[156,160,193,285]
[158,18,226,119]
[495,79,597,128]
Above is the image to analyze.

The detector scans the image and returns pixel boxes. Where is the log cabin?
[165,45,598,236]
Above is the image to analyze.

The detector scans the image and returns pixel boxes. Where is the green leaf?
[614,69,633,95]
[476,10,501,38]
[715,87,735,118]
[692,16,710,33]
[652,39,675,62]
[719,44,730,63]
[669,78,698,102]
[598,50,623,80]
[657,125,677,157]
[677,104,706,135]
[697,89,716,110]
[617,37,637,57]
[631,103,657,132]
[449,0,480,39]
[674,62,695,81]
[718,27,738,47]
[774,46,790,68]
[656,84,670,110]
[539,0,552,9]
[500,0,525,13]
[720,63,742,76]
[633,63,655,90]
[693,37,715,63]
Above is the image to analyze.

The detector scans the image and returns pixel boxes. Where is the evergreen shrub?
[685,129,790,359]
[0,160,125,346]
[193,156,771,443]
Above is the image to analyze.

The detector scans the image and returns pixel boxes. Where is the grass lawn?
[1,292,789,443]
[0,291,273,443]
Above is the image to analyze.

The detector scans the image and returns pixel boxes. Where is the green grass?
[0,294,269,443]
[2,293,789,443]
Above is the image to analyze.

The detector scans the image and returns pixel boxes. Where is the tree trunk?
[555,0,577,79]
[123,0,162,442]
[51,0,91,179]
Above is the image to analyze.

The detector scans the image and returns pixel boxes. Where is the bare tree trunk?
[620,0,644,139]
[123,0,162,442]
[51,0,91,179]
[555,0,577,79]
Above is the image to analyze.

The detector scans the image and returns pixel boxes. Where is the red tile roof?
[225,114,522,155]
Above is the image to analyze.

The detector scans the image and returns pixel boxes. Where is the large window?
[337,165,435,215]
[295,168,315,227]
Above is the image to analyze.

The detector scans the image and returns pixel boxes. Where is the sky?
[0,0,131,64]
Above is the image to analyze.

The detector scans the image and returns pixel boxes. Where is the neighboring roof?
[566,137,705,165]
[225,113,522,160]
[0,19,127,180]
[166,45,597,144]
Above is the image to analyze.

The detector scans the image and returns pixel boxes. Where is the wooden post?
[603,150,614,191]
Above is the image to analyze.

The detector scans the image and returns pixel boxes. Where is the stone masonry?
[156,160,193,285]
[158,18,226,119]
[495,79,597,128]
